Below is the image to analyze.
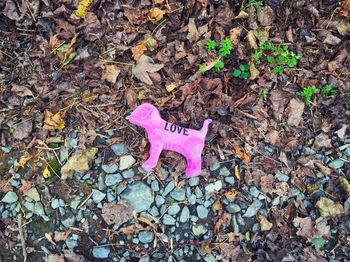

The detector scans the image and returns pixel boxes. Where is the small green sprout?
[199,65,206,74]
[299,85,319,105]
[213,60,224,72]
[218,38,232,57]
[311,237,326,251]
[232,63,250,79]
[320,85,337,96]
[252,49,263,64]
[273,65,283,76]
[262,89,268,100]
[205,39,216,52]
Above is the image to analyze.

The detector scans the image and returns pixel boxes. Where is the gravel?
[192,224,208,236]
[328,159,345,169]
[102,164,118,173]
[111,143,127,156]
[179,206,190,223]
[92,189,106,203]
[26,188,40,201]
[226,203,241,213]
[197,205,209,219]
[1,192,18,204]
[243,199,263,217]
[275,171,290,182]
[119,155,136,170]
[170,188,186,201]
[120,182,154,212]
[168,203,181,215]
[92,246,110,258]
[205,181,222,194]
[138,232,154,243]
[105,174,123,186]
[163,214,176,225]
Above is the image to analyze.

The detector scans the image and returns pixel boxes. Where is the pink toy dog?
[129,103,212,177]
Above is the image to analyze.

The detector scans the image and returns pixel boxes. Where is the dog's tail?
[200,119,212,137]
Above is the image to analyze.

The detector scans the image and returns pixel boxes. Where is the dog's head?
[128,103,159,128]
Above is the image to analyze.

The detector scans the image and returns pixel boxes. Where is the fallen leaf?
[43,110,66,130]
[13,120,32,140]
[257,6,276,26]
[143,34,157,51]
[45,254,65,262]
[102,201,134,227]
[154,0,164,3]
[123,6,142,25]
[316,197,344,217]
[187,18,199,43]
[232,143,251,164]
[101,65,120,84]
[166,83,176,93]
[286,26,293,42]
[328,49,348,71]
[19,180,32,196]
[260,174,275,193]
[148,7,164,24]
[230,27,242,45]
[286,98,304,127]
[132,42,147,60]
[336,21,350,35]
[260,216,273,231]
[235,10,249,19]
[54,230,71,242]
[336,0,350,17]
[3,0,22,21]
[45,232,56,245]
[253,28,270,43]
[132,55,164,85]
[234,165,240,180]
[63,249,87,262]
[312,236,326,251]
[323,34,341,45]
[125,89,138,109]
[314,133,332,150]
[11,84,33,97]
[339,177,350,196]
[249,62,260,79]
[293,217,316,239]
[60,148,98,179]
[14,155,32,171]
[42,166,51,178]
[247,31,258,49]
[49,35,61,51]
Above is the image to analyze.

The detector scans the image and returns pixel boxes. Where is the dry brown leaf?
[102,201,134,227]
[19,179,32,196]
[132,55,164,85]
[43,110,66,130]
[60,148,98,179]
[60,33,78,65]
[260,216,273,231]
[13,120,32,140]
[63,249,86,262]
[11,84,33,97]
[328,49,348,71]
[49,35,62,51]
[101,65,120,84]
[247,31,258,49]
[54,230,72,242]
[45,232,56,246]
[249,62,260,79]
[125,89,138,109]
[293,217,316,239]
[14,155,32,171]
[148,7,164,24]
[232,144,251,164]
[119,223,145,235]
[45,254,65,262]
[336,0,350,17]
[212,200,222,212]
[123,6,142,25]
[132,42,147,60]
[187,18,199,43]
[286,98,304,127]
[257,6,276,26]
[235,10,249,19]
[230,27,242,45]
[260,174,275,193]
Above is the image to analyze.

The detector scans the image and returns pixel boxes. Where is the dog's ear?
[138,103,154,119]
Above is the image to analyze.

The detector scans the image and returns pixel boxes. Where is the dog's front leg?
[142,141,163,170]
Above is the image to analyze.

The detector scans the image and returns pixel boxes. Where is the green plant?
[311,237,326,251]
[241,0,264,11]
[262,89,268,100]
[213,60,224,72]
[233,63,250,79]
[218,38,232,57]
[320,85,337,96]
[199,65,206,74]
[299,85,319,105]
[205,39,216,52]
[273,65,283,76]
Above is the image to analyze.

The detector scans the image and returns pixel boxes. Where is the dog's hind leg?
[142,142,163,170]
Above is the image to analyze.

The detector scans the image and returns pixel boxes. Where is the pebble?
[1,192,18,204]
[243,199,262,217]
[231,215,240,233]
[192,224,208,236]
[138,232,154,243]
[224,177,235,185]
[163,214,176,225]
[120,182,154,212]
[151,181,160,192]
[195,187,203,198]
[102,164,118,174]
[209,160,220,171]
[179,206,190,223]
[188,194,196,204]
[119,155,136,170]
[155,195,165,206]
[189,177,200,187]
[61,216,75,228]
[162,181,175,196]
[205,181,222,194]
[249,187,261,198]
[149,206,159,216]
[111,143,127,156]
[92,246,110,259]
[275,172,290,182]
[23,201,35,212]
[197,205,209,219]
[122,169,135,179]
[66,235,78,249]
[105,174,123,186]
[168,203,181,215]
[170,188,186,201]
[92,189,106,204]
[139,257,150,262]
[328,159,344,169]
[226,203,241,213]
[219,166,231,176]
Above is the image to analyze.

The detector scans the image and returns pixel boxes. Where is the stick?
[18,214,27,262]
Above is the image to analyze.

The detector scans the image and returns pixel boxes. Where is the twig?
[18,214,27,262]
[99,59,133,66]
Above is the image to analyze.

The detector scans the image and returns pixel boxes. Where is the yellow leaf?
[14,155,32,171]
[42,166,51,178]
[43,110,66,131]
[234,165,240,180]
[166,83,176,93]
[339,176,350,196]
[75,0,93,18]
[249,62,260,80]
[247,31,258,49]
[260,216,273,231]
[316,197,344,217]
[235,10,249,19]
[148,7,164,24]
[153,0,164,3]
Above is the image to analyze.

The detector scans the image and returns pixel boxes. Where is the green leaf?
[199,65,206,74]
[287,57,297,67]
[273,65,283,76]
[241,71,250,79]
[232,69,241,77]
[245,231,251,241]
[213,60,224,72]
[205,39,216,52]
[320,85,337,96]
[239,63,249,72]
[311,237,326,251]
[267,55,275,64]
[262,89,268,100]
[299,85,320,105]
[218,38,232,57]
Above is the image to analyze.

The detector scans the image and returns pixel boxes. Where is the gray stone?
[122,169,135,179]
[105,173,123,186]
[168,203,181,215]
[243,199,262,217]
[197,205,209,219]
[249,186,261,198]
[192,224,208,236]
[275,172,290,182]
[209,159,220,171]
[252,223,260,232]
[155,195,165,206]
[23,201,35,212]
[98,175,106,190]
[162,181,175,196]
[62,216,75,228]
[149,206,159,217]
[219,167,231,176]
[66,235,78,249]
[205,181,222,194]
[111,143,127,156]
[188,194,196,204]
[1,192,18,204]
[226,203,241,213]
[139,256,150,262]
[138,232,154,243]
[328,159,345,169]
[92,189,106,203]
[195,187,203,198]
[120,182,154,212]
[102,164,118,174]
[27,188,40,202]
[179,206,190,223]
[151,181,160,192]
[231,215,239,233]
[92,246,110,258]
[119,155,136,170]
[189,177,200,187]
[224,177,235,185]
[163,214,176,225]
[170,188,186,201]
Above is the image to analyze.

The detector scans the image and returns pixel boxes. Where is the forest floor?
[1,0,350,261]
